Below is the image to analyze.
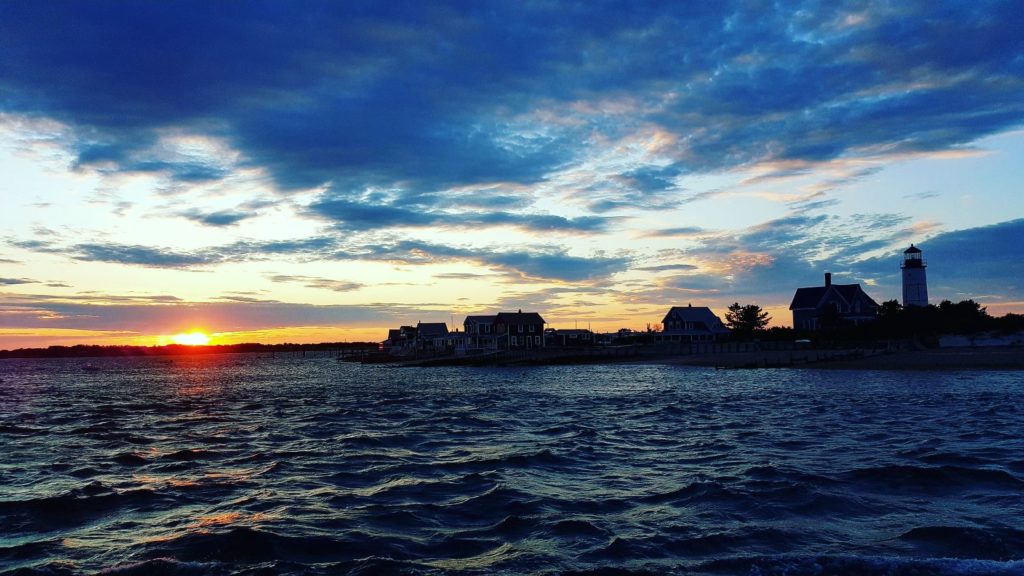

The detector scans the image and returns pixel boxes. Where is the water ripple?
[1,355,1022,575]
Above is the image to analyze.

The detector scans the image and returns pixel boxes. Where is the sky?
[1,1,1023,348]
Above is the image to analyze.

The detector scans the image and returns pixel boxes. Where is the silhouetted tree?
[725,303,771,335]
[877,299,903,319]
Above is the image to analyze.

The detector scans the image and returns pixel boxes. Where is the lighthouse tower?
[901,244,928,307]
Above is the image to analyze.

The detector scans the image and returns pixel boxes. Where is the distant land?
[0,342,379,360]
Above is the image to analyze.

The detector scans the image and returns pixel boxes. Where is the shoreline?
[383,346,1024,371]
[663,347,1024,371]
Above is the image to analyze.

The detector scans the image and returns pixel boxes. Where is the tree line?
[0,342,379,359]
[724,299,1024,344]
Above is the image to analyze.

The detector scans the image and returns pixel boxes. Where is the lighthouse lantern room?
[901,244,928,307]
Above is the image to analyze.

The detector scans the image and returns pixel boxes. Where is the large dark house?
[790,273,879,330]
[657,305,731,342]
[494,310,545,350]
[463,315,497,352]
[415,322,449,352]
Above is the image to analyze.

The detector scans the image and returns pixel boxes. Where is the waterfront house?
[789,273,879,330]
[382,325,418,355]
[416,322,450,353]
[547,328,595,347]
[494,310,545,350]
[656,304,730,342]
[463,315,498,352]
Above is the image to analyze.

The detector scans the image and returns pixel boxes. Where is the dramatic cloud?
[2,2,1020,197]
[1,2,1022,344]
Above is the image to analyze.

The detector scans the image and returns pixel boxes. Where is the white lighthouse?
[901,244,928,307]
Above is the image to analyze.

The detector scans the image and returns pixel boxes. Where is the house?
[657,304,730,342]
[547,328,595,347]
[382,325,418,355]
[494,310,545,350]
[463,315,497,352]
[790,273,879,330]
[416,322,450,353]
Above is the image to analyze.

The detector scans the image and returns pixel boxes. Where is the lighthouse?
[901,244,928,307]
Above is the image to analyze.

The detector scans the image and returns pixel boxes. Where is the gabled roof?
[790,286,828,309]
[416,322,449,337]
[661,306,730,334]
[464,315,497,324]
[495,311,546,324]
[789,284,879,310]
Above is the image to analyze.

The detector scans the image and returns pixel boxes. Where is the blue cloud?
[335,240,629,282]
[308,196,610,233]
[180,209,255,227]
[71,243,219,268]
[11,234,626,283]
[2,1,1020,199]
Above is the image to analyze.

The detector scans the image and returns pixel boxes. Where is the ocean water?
[1,355,1023,576]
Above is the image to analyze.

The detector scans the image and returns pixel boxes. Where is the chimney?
[824,272,832,286]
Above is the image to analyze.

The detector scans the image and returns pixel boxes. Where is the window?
[511,336,517,346]
[529,325,535,333]
[535,336,541,345]
[518,325,524,333]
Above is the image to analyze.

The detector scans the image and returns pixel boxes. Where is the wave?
[98,557,218,576]
[704,555,1024,576]
[160,449,221,461]
[0,483,163,530]
[899,526,1024,560]
[843,464,1023,492]
[0,423,48,436]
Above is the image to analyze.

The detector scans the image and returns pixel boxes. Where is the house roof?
[464,315,496,324]
[661,306,730,334]
[789,284,879,310]
[495,311,546,324]
[416,322,449,336]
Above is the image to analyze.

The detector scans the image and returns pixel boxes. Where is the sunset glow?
[171,332,211,346]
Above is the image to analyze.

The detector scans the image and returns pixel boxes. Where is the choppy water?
[1,355,1023,575]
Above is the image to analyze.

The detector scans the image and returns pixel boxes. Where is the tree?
[877,299,903,319]
[725,302,771,335]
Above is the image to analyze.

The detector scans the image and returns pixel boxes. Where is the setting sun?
[171,332,211,346]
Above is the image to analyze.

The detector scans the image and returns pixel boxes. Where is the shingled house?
[463,315,497,352]
[494,310,545,350]
[656,304,731,342]
[789,273,879,330]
